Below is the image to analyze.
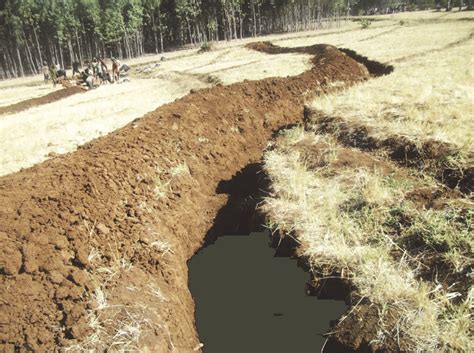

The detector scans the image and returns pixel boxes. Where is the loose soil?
[0,43,371,351]
[0,86,86,116]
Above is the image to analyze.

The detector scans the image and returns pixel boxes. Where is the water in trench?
[188,231,347,353]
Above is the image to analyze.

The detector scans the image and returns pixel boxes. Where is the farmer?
[92,57,100,76]
[111,57,120,82]
[72,61,81,77]
[119,63,130,74]
[82,68,94,89]
[98,58,111,83]
[42,61,49,82]
[49,64,57,87]
[56,68,67,81]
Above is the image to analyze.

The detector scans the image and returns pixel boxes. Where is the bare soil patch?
[0,86,86,116]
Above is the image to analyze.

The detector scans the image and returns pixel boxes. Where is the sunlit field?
[311,12,474,154]
[0,43,311,177]
[262,10,473,352]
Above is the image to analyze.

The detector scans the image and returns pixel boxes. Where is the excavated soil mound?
[0,44,370,351]
[0,86,85,116]
[246,42,394,77]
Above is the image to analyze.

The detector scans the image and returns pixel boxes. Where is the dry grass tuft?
[65,246,168,352]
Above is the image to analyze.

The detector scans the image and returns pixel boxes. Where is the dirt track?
[0,86,85,115]
[0,44,371,351]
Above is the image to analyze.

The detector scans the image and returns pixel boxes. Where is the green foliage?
[359,18,372,29]
[198,41,214,53]
[207,19,217,32]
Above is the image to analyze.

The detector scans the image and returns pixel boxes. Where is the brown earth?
[405,186,464,210]
[0,86,86,116]
[0,44,372,351]
[248,41,394,77]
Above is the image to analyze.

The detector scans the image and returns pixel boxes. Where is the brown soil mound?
[0,44,370,351]
[339,48,394,76]
[0,86,85,116]
[246,41,394,77]
[405,186,463,210]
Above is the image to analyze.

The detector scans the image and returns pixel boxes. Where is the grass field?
[262,10,473,352]
[311,15,474,153]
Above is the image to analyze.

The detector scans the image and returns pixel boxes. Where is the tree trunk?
[68,39,75,67]
[24,39,38,75]
[16,44,25,77]
[152,12,159,53]
[158,8,164,53]
[58,38,64,69]
[252,1,257,37]
[317,0,322,27]
[186,19,194,45]
[232,11,237,39]
[75,29,83,65]
[32,27,43,66]
[9,47,18,77]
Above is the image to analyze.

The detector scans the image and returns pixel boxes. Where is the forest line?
[0,0,438,78]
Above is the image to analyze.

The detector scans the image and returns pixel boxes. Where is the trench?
[0,43,393,350]
[188,163,348,352]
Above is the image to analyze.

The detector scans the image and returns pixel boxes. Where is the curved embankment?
[304,111,474,194]
[0,43,380,351]
[0,86,85,115]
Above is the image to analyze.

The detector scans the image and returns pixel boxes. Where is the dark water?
[188,232,347,353]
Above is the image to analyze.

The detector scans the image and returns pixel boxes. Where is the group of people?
[42,62,66,87]
[42,57,130,89]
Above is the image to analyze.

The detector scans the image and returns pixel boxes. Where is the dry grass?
[310,13,474,154]
[261,129,473,351]
[0,84,62,107]
[135,45,311,84]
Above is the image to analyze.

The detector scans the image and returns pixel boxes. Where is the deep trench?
[188,163,350,353]
[183,49,393,347]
